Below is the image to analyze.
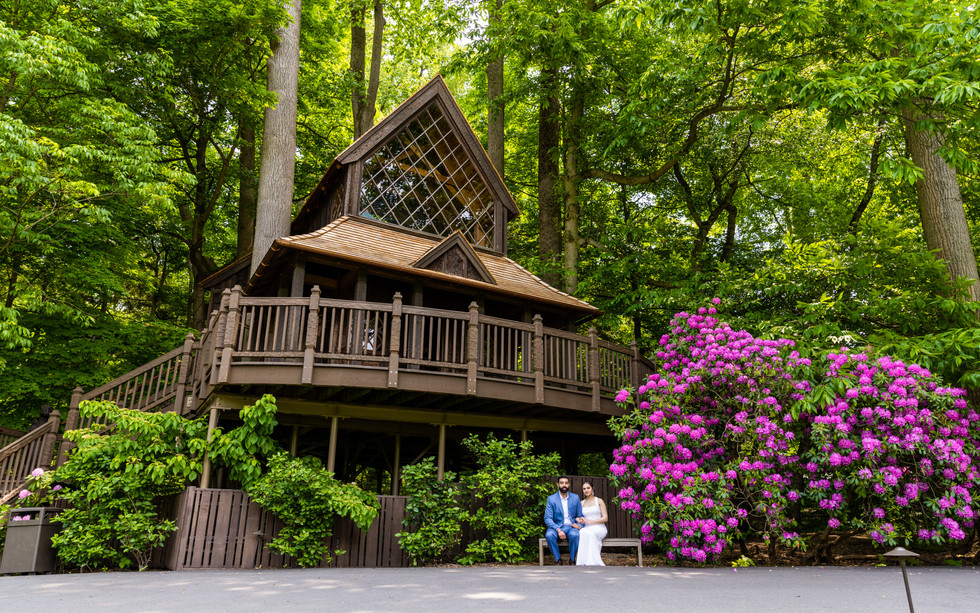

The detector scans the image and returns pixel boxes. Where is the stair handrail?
[0,410,61,505]
[80,344,186,404]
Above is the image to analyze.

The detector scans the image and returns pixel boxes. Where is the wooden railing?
[0,427,25,450]
[0,411,61,504]
[56,285,653,443]
[200,285,652,408]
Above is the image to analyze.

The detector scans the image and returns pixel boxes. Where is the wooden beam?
[205,394,612,436]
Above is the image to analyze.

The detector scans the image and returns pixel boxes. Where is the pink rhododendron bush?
[609,302,980,564]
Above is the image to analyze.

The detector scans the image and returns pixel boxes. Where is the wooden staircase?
[0,332,198,504]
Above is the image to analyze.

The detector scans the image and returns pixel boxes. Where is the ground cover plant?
[609,301,980,565]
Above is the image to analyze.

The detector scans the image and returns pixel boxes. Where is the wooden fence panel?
[160,478,629,571]
[163,487,409,570]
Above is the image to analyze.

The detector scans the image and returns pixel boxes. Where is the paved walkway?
[2,565,978,612]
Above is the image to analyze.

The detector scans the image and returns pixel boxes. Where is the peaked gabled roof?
[338,75,516,216]
[253,216,598,317]
[413,231,496,285]
[291,75,518,236]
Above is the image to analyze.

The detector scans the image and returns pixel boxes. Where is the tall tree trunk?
[537,67,561,288]
[349,2,366,138]
[486,0,504,177]
[237,117,257,259]
[902,106,980,301]
[562,85,584,294]
[252,0,302,275]
[720,204,737,263]
[361,0,384,135]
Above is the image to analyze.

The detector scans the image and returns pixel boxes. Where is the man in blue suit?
[544,476,583,565]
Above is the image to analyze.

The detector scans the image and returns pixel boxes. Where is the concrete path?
[2,566,978,612]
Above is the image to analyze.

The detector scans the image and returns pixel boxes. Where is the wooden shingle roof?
[255,216,599,316]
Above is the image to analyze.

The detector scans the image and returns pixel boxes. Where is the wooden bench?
[538,537,643,567]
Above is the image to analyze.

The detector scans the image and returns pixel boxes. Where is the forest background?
[2,0,980,430]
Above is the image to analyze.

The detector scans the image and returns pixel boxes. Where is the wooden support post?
[521,429,528,443]
[466,301,480,395]
[302,286,321,384]
[211,289,231,385]
[173,332,196,415]
[200,407,219,489]
[392,433,402,496]
[290,425,299,456]
[589,327,601,412]
[290,256,307,297]
[532,314,544,404]
[355,269,367,301]
[56,387,83,467]
[388,292,402,388]
[39,410,61,470]
[437,424,446,481]
[354,269,367,358]
[217,287,241,384]
[327,416,339,473]
[630,341,641,392]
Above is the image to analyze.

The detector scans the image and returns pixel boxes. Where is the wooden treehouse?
[0,77,651,569]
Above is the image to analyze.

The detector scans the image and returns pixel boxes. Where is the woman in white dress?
[575,481,608,566]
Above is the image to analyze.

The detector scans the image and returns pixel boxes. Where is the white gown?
[576,500,607,566]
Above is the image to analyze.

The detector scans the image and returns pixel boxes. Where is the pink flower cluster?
[608,304,980,563]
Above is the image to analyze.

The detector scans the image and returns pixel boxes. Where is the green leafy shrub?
[47,394,379,570]
[457,434,560,564]
[397,458,462,566]
[0,503,11,552]
[50,400,208,570]
[246,452,379,568]
[397,435,559,565]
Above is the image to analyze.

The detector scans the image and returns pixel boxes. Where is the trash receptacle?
[1,507,62,574]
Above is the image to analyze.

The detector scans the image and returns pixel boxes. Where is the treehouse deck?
[60,286,651,433]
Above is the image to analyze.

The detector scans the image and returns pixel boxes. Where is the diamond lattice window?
[360,103,495,249]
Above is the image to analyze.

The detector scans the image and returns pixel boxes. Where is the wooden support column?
[38,410,61,471]
[589,327,601,412]
[532,314,544,404]
[520,429,528,443]
[392,433,402,495]
[388,292,402,388]
[217,286,242,384]
[353,270,367,360]
[355,268,367,301]
[211,289,231,385]
[173,332,196,415]
[302,285,321,384]
[290,425,299,456]
[200,407,220,489]
[437,424,446,481]
[326,416,339,473]
[290,256,307,297]
[630,341,640,392]
[466,301,480,395]
[56,387,83,467]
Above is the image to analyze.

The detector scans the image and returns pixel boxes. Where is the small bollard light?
[883,547,920,613]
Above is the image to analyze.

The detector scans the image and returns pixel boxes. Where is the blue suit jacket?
[544,491,583,531]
